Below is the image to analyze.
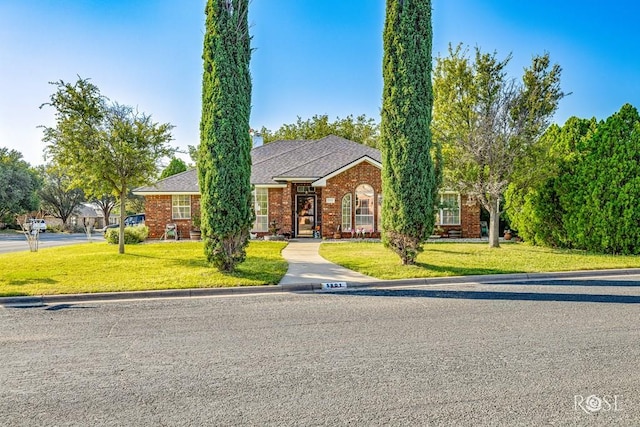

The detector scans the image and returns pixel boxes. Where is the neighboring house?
[70,203,105,229]
[134,135,481,239]
[108,214,120,226]
[41,203,105,230]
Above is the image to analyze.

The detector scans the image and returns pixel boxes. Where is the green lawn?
[319,241,640,280]
[0,240,288,297]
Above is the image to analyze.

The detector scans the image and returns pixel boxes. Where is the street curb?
[2,268,640,306]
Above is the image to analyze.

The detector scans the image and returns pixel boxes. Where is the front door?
[295,195,316,237]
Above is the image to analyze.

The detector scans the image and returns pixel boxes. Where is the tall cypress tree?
[380,0,437,265]
[198,0,253,271]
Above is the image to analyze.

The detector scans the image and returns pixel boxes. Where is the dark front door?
[296,195,316,237]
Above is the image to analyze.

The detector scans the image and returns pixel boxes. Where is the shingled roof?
[134,135,381,194]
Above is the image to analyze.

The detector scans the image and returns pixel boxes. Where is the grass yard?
[0,240,288,297]
[319,241,640,280]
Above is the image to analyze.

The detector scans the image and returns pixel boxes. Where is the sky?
[1,1,639,167]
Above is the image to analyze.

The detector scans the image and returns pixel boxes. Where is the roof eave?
[270,176,321,183]
[132,191,201,196]
[134,184,288,196]
[252,183,288,188]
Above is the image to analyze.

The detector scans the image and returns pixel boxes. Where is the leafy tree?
[380,0,438,265]
[126,192,146,215]
[42,77,174,254]
[432,44,564,247]
[160,157,188,179]
[563,104,640,254]
[38,164,85,228]
[505,117,596,246]
[198,0,253,272]
[260,114,380,147]
[0,148,41,221]
[187,144,199,165]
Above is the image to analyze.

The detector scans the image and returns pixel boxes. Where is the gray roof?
[134,135,381,194]
[74,203,104,218]
[134,168,200,193]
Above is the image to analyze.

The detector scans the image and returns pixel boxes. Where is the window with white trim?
[438,193,460,225]
[172,195,191,219]
[355,184,375,231]
[252,188,268,232]
[341,193,352,232]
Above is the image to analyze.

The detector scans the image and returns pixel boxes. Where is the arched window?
[341,193,352,232]
[355,184,375,232]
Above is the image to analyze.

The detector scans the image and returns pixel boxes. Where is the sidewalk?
[4,237,640,307]
[278,239,380,285]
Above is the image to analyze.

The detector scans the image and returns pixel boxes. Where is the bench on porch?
[448,230,462,238]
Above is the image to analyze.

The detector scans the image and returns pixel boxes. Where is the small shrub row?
[2,223,21,231]
[104,225,149,244]
[47,224,65,233]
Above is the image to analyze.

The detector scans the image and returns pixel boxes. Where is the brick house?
[134,135,481,239]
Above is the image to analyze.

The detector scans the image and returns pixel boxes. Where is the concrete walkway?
[278,239,380,285]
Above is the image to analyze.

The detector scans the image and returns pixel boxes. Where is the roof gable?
[311,156,382,187]
[134,135,382,194]
[254,135,381,184]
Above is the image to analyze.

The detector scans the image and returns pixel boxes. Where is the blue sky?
[1,1,638,166]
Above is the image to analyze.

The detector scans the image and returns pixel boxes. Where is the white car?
[28,219,47,233]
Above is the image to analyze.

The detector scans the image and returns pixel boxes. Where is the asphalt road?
[1,277,639,426]
[0,232,104,253]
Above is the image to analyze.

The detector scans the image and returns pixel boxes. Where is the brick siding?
[144,195,200,239]
[143,164,481,240]
[437,195,481,238]
[322,161,383,238]
[461,195,481,238]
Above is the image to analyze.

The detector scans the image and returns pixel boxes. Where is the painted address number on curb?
[322,282,348,291]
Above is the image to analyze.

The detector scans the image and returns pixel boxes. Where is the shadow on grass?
[124,252,213,271]
[230,259,288,285]
[7,278,58,286]
[330,286,640,304]
[125,252,185,261]
[162,255,287,285]
[126,251,218,269]
[422,247,487,256]
[414,262,521,277]
[171,257,208,268]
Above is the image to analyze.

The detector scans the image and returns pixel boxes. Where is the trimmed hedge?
[105,225,149,245]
